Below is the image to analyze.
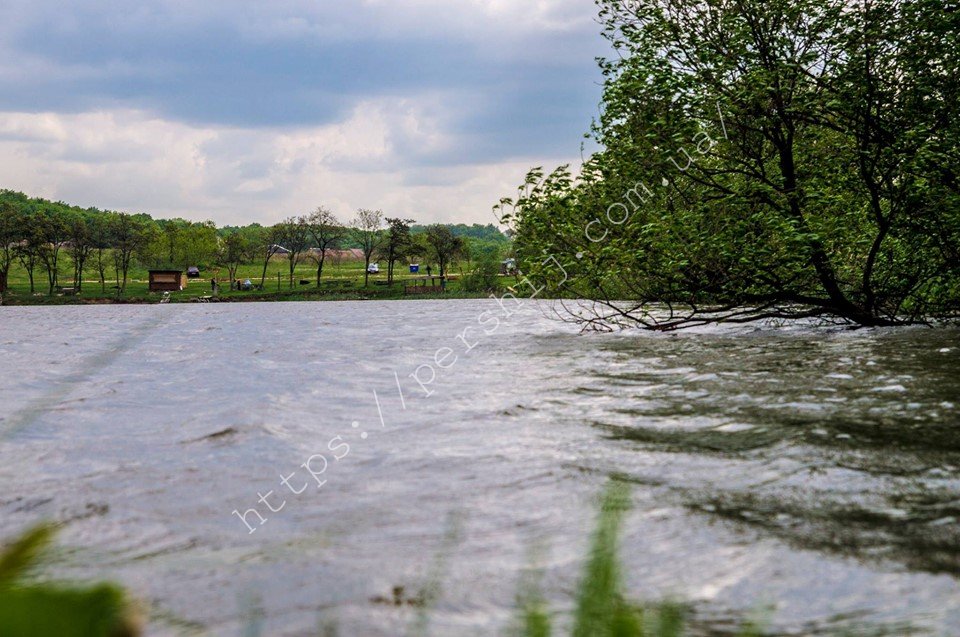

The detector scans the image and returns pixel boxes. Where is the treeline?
[501,0,960,328]
[410,223,510,243]
[0,190,511,295]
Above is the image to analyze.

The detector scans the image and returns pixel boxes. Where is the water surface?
[1,301,958,635]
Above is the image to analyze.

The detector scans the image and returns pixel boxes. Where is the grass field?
[0,257,513,305]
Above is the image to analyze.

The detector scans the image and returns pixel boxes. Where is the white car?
[367,263,380,274]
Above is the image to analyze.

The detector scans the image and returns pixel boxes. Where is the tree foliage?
[352,208,385,287]
[422,224,466,278]
[384,217,416,285]
[306,207,346,286]
[501,0,960,328]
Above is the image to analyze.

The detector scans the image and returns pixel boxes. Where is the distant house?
[148,270,187,292]
[310,248,364,261]
[270,244,292,255]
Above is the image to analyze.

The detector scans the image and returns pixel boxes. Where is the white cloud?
[0,0,604,225]
[0,101,578,225]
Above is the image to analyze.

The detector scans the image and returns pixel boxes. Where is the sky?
[0,0,609,226]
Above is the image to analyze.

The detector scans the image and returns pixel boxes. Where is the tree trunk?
[774,133,867,322]
[260,257,271,290]
[315,256,326,287]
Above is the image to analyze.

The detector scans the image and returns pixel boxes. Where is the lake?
[1,300,959,635]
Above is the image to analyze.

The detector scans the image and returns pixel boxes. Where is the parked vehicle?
[367,263,380,274]
[186,266,201,278]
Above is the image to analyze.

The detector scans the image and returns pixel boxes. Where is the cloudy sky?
[0,0,608,226]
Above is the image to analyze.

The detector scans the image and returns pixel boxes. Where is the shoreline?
[0,289,511,306]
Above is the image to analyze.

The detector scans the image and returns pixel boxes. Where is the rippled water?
[1,301,959,635]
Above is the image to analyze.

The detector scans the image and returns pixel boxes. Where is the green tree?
[351,209,385,287]
[218,232,251,290]
[35,208,69,295]
[175,221,219,270]
[88,214,113,294]
[0,202,20,285]
[274,216,310,289]
[306,207,346,287]
[67,214,92,292]
[503,0,960,329]
[423,224,465,278]
[110,214,153,294]
[384,217,415,285]
[256,225,284,290]
[15,210,43,294]
[461,250,501,293]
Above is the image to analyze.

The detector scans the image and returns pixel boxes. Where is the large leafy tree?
[503,0,960,329]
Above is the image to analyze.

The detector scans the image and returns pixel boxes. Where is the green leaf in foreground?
[572,479,640,637]
[0,525,140,637]
[0,524,55,587]
[0,585,138,637]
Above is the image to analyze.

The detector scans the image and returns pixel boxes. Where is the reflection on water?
[0,301,958,635]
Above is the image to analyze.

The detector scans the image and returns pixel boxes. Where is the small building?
[149,270,187,292]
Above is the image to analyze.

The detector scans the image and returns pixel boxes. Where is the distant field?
[0,257,513,304]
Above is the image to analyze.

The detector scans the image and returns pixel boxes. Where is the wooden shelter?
[148,270,187,292]
[404,276,446,295]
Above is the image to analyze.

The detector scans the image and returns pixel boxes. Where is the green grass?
[516,480,765,637]
[1,257,517,305]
